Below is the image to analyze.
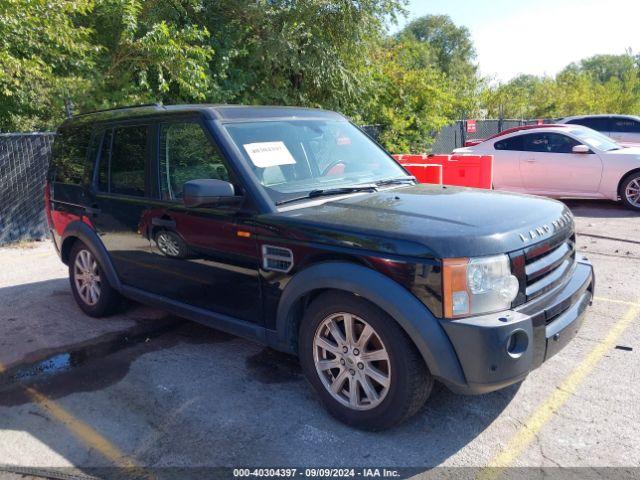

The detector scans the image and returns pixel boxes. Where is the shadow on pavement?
[0,271,518,475]
[563,199,637,218]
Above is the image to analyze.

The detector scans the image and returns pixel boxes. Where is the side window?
[521,133,578,153]
[611,118,640,133]
[521,133,549,152]
[97,125,148,196]
[159,122,231,200]
[51,123,93,184]
[494,135,523,151]
[567,117,608,132]
[546,133,579,153]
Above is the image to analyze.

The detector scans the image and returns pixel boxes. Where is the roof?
[462,124,576,147]
[484,123,571,141]
[68,103,344,124]
[560,114,640,121]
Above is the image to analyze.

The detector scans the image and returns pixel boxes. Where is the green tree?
[0,0,95,131]
[0,0,214,131]
[568,52,637,83]
[359,37,458,152]
[484,52,640,119]
[197,0,404,113]
[397,14,476,81]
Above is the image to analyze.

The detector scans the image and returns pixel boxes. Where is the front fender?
[61,221,122,291]
[275,261,467,388]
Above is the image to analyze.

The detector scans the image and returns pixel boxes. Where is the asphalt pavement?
[0,199,638,479]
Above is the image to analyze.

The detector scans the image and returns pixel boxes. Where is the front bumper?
[439,258,594,395]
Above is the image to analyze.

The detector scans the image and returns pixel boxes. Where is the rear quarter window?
[611,118,640,133]
[566,117,609,132]
[494,135,523,151]
[50,123,93,185]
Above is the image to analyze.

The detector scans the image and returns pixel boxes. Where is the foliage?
[397,14,476,82]
[484,52,640,119]
[0,0,95,130]
[5,2,640,153]
[0,0,213,131]
[358,37,459,152]
[83,0,214,109]
[198,0,405,112]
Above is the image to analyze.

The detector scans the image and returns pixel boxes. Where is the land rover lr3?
[46,105,594,430]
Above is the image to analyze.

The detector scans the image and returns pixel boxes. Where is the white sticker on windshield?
[243,141,297,168]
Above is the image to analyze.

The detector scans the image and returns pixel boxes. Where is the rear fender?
[61,221,121,291]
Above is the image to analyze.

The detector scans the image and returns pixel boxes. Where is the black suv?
[46,104,594,430]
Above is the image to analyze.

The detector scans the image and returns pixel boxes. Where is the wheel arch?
[275,261,467,387]
[61,221,122,291]
[617,168,640,197]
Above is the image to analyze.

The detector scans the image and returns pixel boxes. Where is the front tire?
[155,229,192,258]
[620,173,640,211]
[69,242,121,317]
[299,291,432,430]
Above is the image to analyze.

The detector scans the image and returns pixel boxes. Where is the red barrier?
[393,154,493,189]
[395,162,443,184]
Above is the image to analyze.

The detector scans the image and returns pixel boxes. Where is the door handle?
[524,159,537,163]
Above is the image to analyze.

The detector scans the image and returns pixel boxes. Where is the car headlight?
[442,254,519,318]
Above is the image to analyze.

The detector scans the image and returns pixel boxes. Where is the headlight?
[442,254,519,318]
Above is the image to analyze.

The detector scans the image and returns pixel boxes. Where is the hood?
[609,146,640,156]
[267,184,573,259]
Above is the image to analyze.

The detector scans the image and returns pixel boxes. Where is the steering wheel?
[321,160,346,176]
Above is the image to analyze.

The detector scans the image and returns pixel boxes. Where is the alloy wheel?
[625,177,640,208]
[313,312,391,411]
[157,231,181,257]
[73,249,101,306]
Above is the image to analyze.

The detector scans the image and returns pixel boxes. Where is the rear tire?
[620,173,640,211]
[69,241,121,317]
[299,291,432,430]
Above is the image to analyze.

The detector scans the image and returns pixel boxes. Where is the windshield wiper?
[276,184,378,206]
[375,176,416,186]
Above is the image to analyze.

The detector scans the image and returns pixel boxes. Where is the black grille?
[524,234,576,302]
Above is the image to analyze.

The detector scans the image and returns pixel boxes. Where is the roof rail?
[74,102,164,117]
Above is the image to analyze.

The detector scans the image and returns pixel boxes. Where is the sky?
[396,0,640,83]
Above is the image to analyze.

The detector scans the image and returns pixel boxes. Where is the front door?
[142,119,262,323]
[518,132,603,194]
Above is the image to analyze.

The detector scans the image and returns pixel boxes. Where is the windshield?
[569,127,622,151]
[223,120,409,203]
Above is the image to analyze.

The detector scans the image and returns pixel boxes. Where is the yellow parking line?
[24,386,136,467]
[481,301,640,478]
[0,362,152,478]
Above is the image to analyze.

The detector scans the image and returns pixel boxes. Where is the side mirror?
[183,179,238,208]
[572,144,590,154]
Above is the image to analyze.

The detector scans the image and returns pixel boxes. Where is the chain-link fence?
[430,118,557,153]
[0,133,55,246]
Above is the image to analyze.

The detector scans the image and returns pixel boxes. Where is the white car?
[558,114,640,144]
[454,124,640,210]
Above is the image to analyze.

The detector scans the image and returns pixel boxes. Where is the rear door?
[89,123,156,290]
[518,132,603,194]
